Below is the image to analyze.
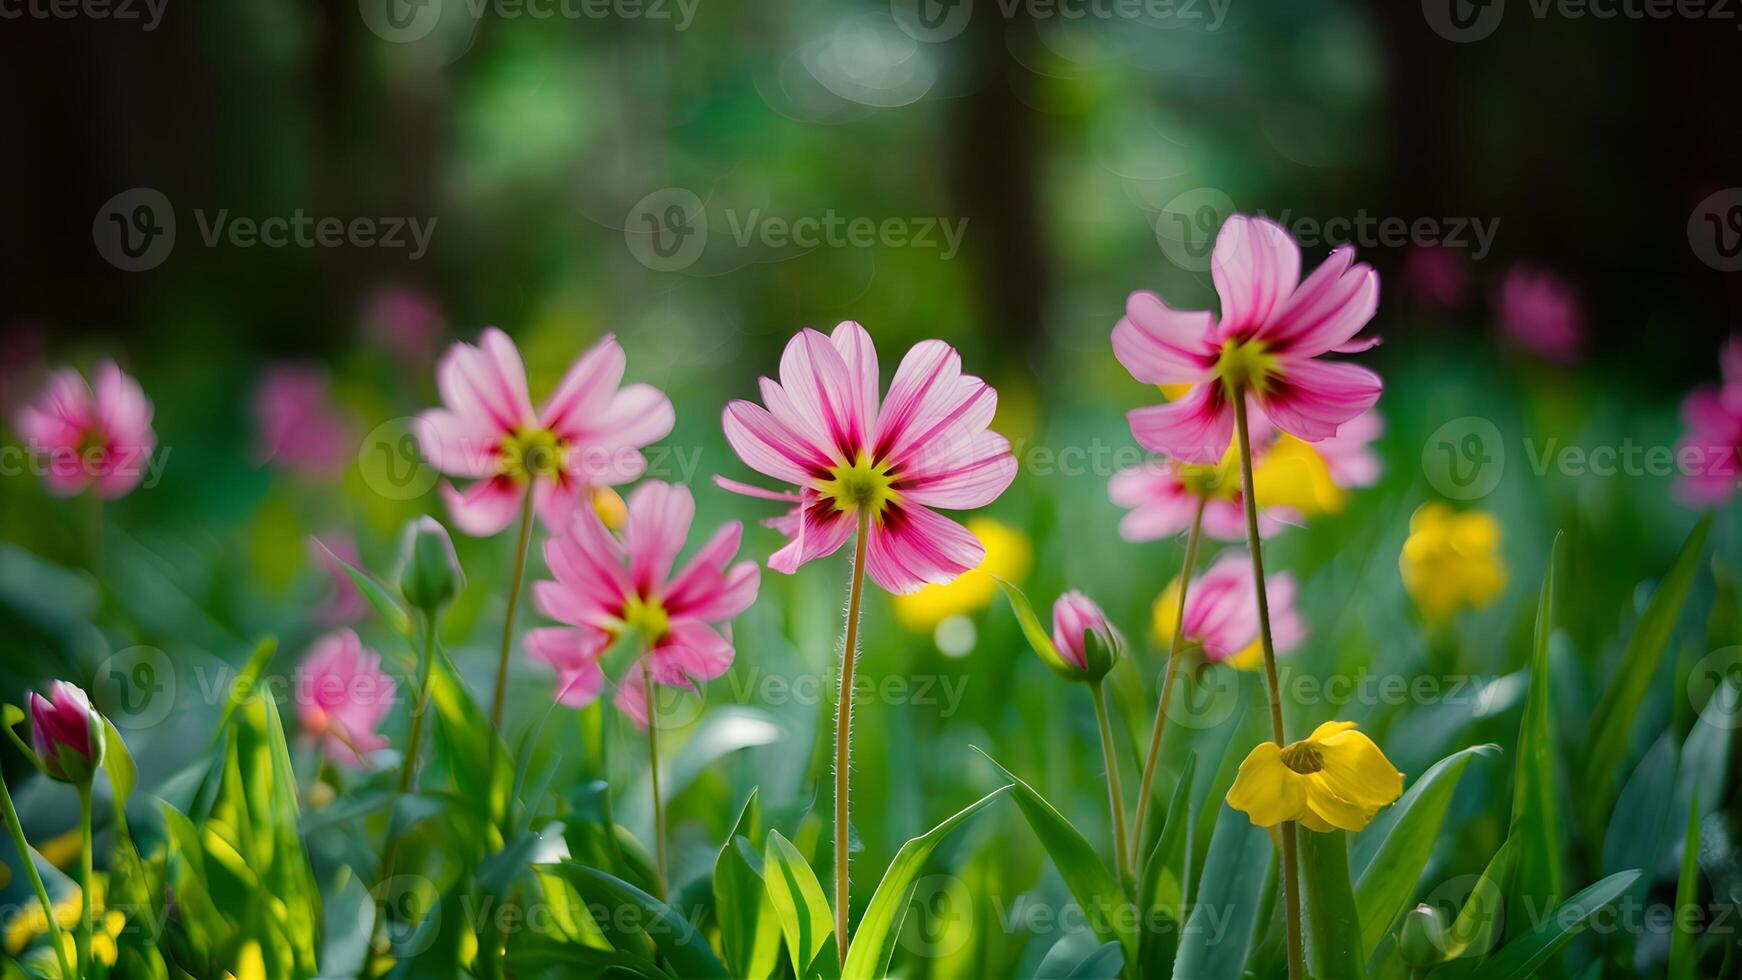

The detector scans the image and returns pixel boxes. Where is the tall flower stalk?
[491,484,537,730]
[719,323,1017,966]
[0,775,76,978]
[642,656,667,899]
[1131,497,1205,859]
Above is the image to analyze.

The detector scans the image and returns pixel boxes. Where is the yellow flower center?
[1176,460,1238,500]
[1280,741,1325,774]
[817,454,900,521]
[1214,338,1279,394]
[500,427,565,481]
[620,595,670,645]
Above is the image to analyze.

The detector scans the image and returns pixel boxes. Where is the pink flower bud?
[28,681,104,784]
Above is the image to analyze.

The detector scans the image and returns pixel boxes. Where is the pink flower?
[717,322,1018,594]
[1156,553,1306,668]
[14,361,156,498]
[1313,408,1384,489]
[1051,591,1123,673]
[1113,215,1383,464]
[255,364,354,478]
[364,286,443,369]
[1109,406,1300,544]
[1399,244,1468,309]
[310,533,368,626]
[298,629,397,768]
[28,681,101,783]
[1675,337,1742,507]
[528,481,761,727]
[1495,265,1584,363]
[414,328,675,537]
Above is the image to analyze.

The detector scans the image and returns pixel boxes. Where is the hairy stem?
[1233,392,1305,980]
[834,517,871,967]
[1132,496,1207,862]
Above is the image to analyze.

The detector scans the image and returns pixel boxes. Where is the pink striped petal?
[526,627,608,707]
[758,377,838,467]
[1263,248,1379,357]
[436,329,536,435]
[1126,382,1235,464]
[1262,359,1383,442]
[1112,292,1217,384]
[626,481,694,593]
[713,475,802,503]
[873,340,962,460]
[91,361,154,443]
[780,328,862,454]
[440,476,526,536]
[768,495,856,574]
[540,334,625,437]
[899,431,1017,509]
[723,400,831,485]
[650,619,735,684]
[886,377,998,475]
[831,321,881,438]
[94,438,154,498]
[1212,217,1301,338]
[864,505,984,594]
[663,522,745,615]
[414,408,499,478]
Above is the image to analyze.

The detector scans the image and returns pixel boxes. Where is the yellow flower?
[592,486,628,531]
[4,875,125,966]
[1227,721,1404,832]
[1151,578,1265,670]
[892,518,1033,630]
[1252,435,1345,517]
[1399,502,1507,623]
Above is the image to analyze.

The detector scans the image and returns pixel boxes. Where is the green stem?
[643,656,666,901]
[77,782,94,979]
[1132,496,1207,862]
[490,483,538,731]
[401,612,440,796]
[1233,392,1305,980]
[1089,681,1132,885]
[1,776,77,979]
[834,517,872,968]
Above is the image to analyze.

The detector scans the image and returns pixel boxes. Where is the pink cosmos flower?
[1109,407,1298,544]
[1675,337,1742,507]
[14,361,156,498]
[1313,408,1384,489]
[1113,215,1383,465]
[1051,591,1123,673]
[310,533,368,626]
[297,629,397,768]
[717,322,1018,594]
[28,681,100,783]
[528,481,760,727]
[1156,553,1306,668]
[1495,265,1584,363]
[414,328,675,537]
[255,364,354,478]
[364,286,443,369]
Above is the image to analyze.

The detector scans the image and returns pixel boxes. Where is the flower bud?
[1051,591,1124,683]
[28,682,105,785]
[398,516,463,613]
[1398,903,1449,968]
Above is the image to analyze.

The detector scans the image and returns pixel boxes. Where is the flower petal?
[1314,728,1404,811]
[414,408,499,478]
[780,327,862,454]
[1112,292,1216,385]
[831,321,881,438]
[650,619,736,684]
[440,477,526,537]
[1126,383,1235,464]
[768,495,856,574]
[864,505,984,594]
[899,431,1017,510]
[1213,216,1301,338]
[1227,741,1309,828]
[540,334,626,437]
[625,481,694,594]
[1261,359,1383,443]
[723,399,832,486]
[873,340,962,460]
[1266,248,1380,358]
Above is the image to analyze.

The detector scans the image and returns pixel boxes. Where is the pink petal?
[873,340,963,460]
[757,377,838,467]
[723,400,831,485]
[625,481,694,593]
[540,335,626,437]
[780,328,863,454]
[526,628,608,707]
[1111,293,1217,385]
[680,560,760,623]
[613,662,655,728]
[664,522,746,615]
[899,431,1017,510]
[1108,464,1198,542]
[534,476,586,531]
[1264,248,1380,357]
[831,321,881,438]
[1261,359,1384,443]
[542,511,632,619]
[768,495,856,574]
[713,475,802,503]
[1126,382,1235,464]
[414,408,499,478]
[863,504,984,594]
[1212,216,1301,338]
[650,619,735,683]
[884,378,998,476]
[440,476,526,537]
[94,438,154,499]
[91,361,154,443]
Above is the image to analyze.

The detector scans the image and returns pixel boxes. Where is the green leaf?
[426,640,511,835]
[997,580,1077,679]
[1580,516,1710,829]
[101,715,137,811]
[1669,794,1702,980]
[504,937,663,977]
[1600,731,1678,940]
[210,636,277,740]
[714,790,781,979]
[1138,750,1196,978]
[971,748,1135,958]
[1442,841,1513,963]
[1300,830,1365,980]
[546,863,729,978]
[323,546,414,637]
[763,829,838,978]
[1172,803,1272,980]
[1354,744,1499,957]
[841,784,1010,979]
[1479,870,1641,980]
[1507,532,1564,928]
[1061,941,1125,978]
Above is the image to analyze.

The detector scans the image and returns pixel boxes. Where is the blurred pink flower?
[310,533,368,626]
[1675,337,1742,507]
[1399,244,1468,309]
[1495,265,1584,363]
[528,481,760,727]
[255,364,354,478]
[717,322,1018,594]
[1158,553,1306,668]
[414,328,675,536]
[28,681,99,783]
[14,361,156,498]
[1314,409,1384,489]
[364,286,443,369]
[1108,458,1290,543]
[298,629,396,768]
[1051,591,1123,673]
[1114,215,1383,464]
